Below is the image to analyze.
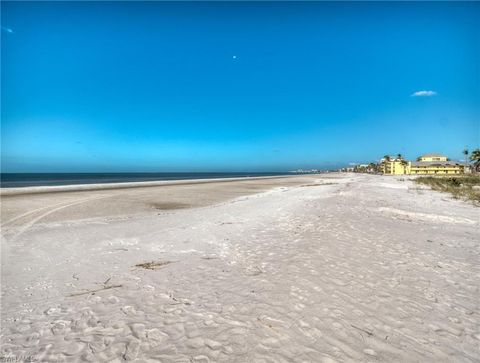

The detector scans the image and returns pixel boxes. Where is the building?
[417,153,448,162]
[381,156,409,175]
[409,159,464,175]
[381,154,465,175]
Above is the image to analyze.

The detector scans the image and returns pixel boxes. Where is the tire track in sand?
[5,195,114,241]
[1,199,87,227]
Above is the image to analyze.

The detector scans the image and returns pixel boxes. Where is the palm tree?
[368,162,378,173]
[397,153,403,160]
[470,149,480,161]
[383,155,391,161]
[463,148,469,163]
[470,149,480,172]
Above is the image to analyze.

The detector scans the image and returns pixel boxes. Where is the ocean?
[0,172,294,188]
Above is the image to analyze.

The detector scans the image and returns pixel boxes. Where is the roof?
[419,153,445,158]
[381,156,402,161]
[411,161,464,166]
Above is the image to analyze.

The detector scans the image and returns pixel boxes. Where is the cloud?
[411,90,437,97]
[348,162,358,166]
[1,26,14,34]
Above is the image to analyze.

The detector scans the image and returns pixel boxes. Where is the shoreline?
[0,174,323,225]
[0,174,308,196]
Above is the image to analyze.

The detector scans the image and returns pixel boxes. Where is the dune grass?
[414,175,480,204]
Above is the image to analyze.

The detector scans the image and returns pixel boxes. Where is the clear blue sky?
[1,2,479,172]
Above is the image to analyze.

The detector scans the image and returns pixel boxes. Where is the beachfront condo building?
[417,153,448,162]
[382,153,465,175]
[381,157,408,175]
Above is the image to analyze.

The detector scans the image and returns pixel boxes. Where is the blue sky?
[1,2,479,172]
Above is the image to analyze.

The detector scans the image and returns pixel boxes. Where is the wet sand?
[1,175,314,225]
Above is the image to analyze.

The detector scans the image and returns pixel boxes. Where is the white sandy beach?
[1,173,479,362]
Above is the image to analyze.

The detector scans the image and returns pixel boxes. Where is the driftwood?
[351,324,374,336]
[68,284,123,297]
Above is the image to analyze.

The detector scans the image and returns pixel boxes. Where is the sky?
[1,1,479,172]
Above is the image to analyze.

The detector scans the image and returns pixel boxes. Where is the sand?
[1,173,479,362]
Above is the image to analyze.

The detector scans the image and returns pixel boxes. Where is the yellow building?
[382,154,465,175]
[382,157,409,175]
[417,153,448,162]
